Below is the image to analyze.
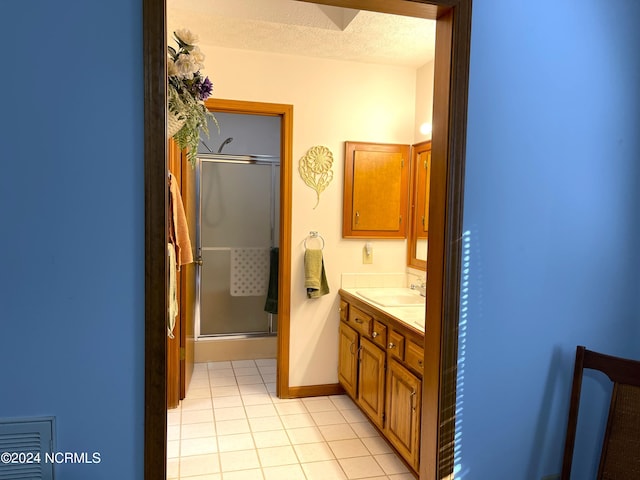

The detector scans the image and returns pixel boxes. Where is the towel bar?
[304,231,325,250]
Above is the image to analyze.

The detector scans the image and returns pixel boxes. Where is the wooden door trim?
[166,139,182,409]
[143,0,167,477]
[143,1,471,479]
[202,98,294,399]
[425,3,471,478]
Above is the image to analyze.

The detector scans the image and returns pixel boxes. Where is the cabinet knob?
[372,331,378,338]
[388,343,396,349]
[417,360,423,367]
[355,318,363,324]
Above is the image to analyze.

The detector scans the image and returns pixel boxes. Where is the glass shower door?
[197,159,278,337]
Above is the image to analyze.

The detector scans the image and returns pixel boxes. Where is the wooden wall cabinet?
[337,291,425,473]
[342,142,410,238]
[407,140,432,270]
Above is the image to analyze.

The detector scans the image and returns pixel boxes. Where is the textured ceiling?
[167,0,436,68]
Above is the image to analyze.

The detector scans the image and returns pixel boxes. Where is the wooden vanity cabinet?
[337,291,425,473]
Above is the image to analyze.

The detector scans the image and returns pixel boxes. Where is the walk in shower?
[195,112,280,339]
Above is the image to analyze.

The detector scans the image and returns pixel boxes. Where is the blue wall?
[0,1,144,479]
[1,0,639,479]
[460,0,640,478]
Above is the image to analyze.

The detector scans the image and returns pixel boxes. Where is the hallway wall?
[0,1,144,478]
[460,0,640,477]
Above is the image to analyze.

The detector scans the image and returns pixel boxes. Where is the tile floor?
[167,359,416,480]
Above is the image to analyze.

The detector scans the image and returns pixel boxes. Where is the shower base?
[194,335,277,362]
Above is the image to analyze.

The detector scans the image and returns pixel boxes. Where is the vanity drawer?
[339,299,349,323]
[371,320,387,348]
[348,306,372,336]
[387,330,405,361]
[405,341,425,375]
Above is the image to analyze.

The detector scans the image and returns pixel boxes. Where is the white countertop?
[341,288,426,333]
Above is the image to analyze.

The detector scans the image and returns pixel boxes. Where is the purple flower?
[198,77,213,100]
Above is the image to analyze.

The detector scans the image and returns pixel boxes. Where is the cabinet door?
[338,322,359,400]
[408,140,431,270]
[385,359,422,471]
[358,337,386,429]
[343,142,410,238]
[415,144,431,237]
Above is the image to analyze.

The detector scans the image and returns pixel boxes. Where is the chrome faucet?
[410,281,427,297]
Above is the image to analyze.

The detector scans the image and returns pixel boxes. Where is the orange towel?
[168,172,193,267]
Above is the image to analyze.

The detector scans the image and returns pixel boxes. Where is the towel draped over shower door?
[169,172,193,269]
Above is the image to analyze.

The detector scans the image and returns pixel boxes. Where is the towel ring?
[304,231,325,250]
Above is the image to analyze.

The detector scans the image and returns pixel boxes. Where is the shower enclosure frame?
[195,153,281,339]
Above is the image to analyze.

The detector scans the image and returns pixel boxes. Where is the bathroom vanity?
[338,287,425,474]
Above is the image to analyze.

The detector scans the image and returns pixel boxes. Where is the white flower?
[174,28,199,46]
[174,53,198,78]
[190,46,206,64]
[167,58,179,77]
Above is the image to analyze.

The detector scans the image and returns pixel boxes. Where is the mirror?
[408,140,431,270]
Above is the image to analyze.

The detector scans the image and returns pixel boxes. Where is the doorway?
[143,1,472,479]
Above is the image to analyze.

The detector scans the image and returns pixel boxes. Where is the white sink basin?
[356,288,425,307]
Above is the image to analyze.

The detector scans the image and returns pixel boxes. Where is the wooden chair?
[561,346,640,479]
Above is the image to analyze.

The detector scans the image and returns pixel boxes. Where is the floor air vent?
[0,417,55,480]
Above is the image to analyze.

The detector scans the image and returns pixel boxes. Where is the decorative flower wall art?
[299,146,334,209]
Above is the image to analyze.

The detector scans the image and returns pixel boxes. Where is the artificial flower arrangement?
[168,29,217,167]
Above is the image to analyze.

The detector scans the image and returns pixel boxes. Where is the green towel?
[304,249,329,298]
[264,247,279,314]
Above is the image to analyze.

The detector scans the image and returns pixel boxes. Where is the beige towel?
[167,243,178,338]
[304,249,329,298]
[168,172,193,267]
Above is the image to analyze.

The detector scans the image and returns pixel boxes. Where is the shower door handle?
[194,256,203,266]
